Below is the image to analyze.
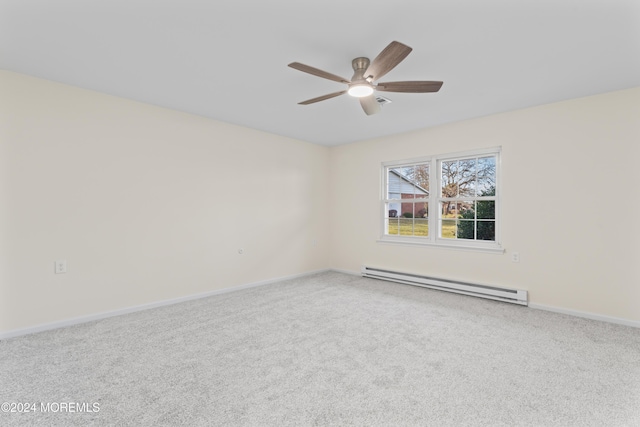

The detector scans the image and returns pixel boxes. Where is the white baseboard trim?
[5,269,636,340]
[329,268,360,276]
[529,303,640,328]
[0,268,330,340]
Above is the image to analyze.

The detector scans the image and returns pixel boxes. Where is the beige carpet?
[1,271,639,426]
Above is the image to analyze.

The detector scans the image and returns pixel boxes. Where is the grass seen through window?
[386,217,460,238]
[387,218,429,236]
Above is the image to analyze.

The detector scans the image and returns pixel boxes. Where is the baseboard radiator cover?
[361,266,528,306]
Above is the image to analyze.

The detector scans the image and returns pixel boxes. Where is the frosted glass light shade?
[348,85,374,97]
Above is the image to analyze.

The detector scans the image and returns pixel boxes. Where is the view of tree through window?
[440,156,496,241]
[382,149,500,249]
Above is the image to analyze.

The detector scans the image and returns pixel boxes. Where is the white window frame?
[379,147,503,253]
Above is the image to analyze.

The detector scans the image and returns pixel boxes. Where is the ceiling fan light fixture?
[347,84,374,98]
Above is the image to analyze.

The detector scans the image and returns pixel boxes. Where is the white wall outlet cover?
[55,260,67,274]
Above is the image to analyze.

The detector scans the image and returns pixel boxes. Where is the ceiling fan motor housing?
[351,57,371,84]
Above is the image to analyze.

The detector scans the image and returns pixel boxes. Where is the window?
[381,147,502,252]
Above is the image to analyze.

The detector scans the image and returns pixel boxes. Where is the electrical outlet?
[511,252,520,263]
[55,260,67,274]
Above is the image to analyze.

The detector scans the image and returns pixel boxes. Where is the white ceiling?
[2,0,639,146]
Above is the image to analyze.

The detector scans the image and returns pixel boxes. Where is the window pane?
[441,160,458,198]
[441,219,456,239]
[477,156,496,196]
[415,201,428,219]
[457,220,475,239]
[399,218,414,236]
[387,217,400,235]
[400,201,415,218]
[458,201,475,219]
[477,221,496,241]
[458,159,476,197]
[412,164,429,199]
[388,203,400,219]
[476,200,495,219]
[387,168,407,199]
[441,201,455,218]
[414,218,428,237]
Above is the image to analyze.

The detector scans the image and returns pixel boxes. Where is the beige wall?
[2,70,638,334]
[329,87,640,322]
[0,71,330,333]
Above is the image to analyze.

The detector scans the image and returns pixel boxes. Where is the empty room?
[1,1,639,426]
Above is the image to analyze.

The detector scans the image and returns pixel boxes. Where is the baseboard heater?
[361,266,528,306]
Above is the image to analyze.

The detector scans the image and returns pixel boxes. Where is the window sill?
[377,236,505,254]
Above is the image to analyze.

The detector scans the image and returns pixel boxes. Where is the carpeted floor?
[1,271,639,426]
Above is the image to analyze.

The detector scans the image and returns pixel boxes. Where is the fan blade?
[288,62,350,84]
[359,95,381,115]
[376,81,443,93]
[364,41,412,81]
[298,90,347,105]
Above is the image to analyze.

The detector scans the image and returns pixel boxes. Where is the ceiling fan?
[288,41,443,115]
